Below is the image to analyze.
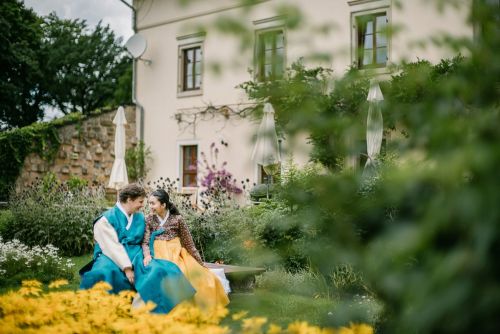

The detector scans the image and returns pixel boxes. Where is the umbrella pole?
[266,175,272,200]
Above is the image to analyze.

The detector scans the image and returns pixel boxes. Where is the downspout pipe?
[119,0,145,142]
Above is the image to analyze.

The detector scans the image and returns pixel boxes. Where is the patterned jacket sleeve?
[177,215,204,265]
[142,215,152,258]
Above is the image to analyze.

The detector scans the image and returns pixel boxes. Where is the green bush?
[126,140,152,181]
[0,209,13,239]
[6,176,107,256]
[249,183,276,201]
[0,237,74,288]
[256,268,330,298]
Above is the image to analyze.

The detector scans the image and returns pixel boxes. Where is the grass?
[67,253,93,290]
[224,290,334,328]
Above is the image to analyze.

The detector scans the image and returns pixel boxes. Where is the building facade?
[131,0,473,198]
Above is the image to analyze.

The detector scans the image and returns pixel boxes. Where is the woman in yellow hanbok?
[142,189,229,312]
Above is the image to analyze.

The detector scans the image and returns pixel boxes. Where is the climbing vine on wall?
[0,123,60,201]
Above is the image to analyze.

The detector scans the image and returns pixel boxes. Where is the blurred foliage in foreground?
[238,1,500,333]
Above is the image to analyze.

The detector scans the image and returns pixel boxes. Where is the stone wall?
[16,106,137,188]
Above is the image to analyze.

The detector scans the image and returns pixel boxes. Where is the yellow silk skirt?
[153,237,229,312]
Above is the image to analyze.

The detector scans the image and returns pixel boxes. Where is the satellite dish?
[125,33,147,58]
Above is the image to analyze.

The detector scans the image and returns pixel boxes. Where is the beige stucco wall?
[133,0,473,196]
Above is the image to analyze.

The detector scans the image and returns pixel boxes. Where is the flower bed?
[0,237,74,288]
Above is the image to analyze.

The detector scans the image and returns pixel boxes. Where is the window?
[182,46,202,91]
[181,145,198,187]
[178,43,203,95]
[255,29,285,81]
[356,13,388,68]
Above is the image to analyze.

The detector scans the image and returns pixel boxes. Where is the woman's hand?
[123,267,135,285]
[143,255,152,266]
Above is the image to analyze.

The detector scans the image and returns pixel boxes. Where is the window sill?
[357,65,392,76]
[177,89,203,98]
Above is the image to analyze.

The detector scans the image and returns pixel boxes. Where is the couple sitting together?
[80,184,229,314]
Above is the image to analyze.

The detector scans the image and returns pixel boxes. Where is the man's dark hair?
[119,184,146,203]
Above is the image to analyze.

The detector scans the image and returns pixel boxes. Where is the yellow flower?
[243,239,256,249]
[18,285,42,296]
[267,323,283,334]
[22,279,43,288]
[232,310,249,320]
[48,279,69,289]
[90,281,113,292]
[349,323,373,334]
[241,316,268,334]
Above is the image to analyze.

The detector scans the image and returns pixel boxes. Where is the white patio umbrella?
[363,80,384,178]
[251,103,281,198]
[108,106,129,190]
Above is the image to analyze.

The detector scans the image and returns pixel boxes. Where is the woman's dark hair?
[119,184,146,203]
[151,189,180,215]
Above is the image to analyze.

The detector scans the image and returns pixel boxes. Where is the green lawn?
[67,253,93,290]
[224,290,335,328]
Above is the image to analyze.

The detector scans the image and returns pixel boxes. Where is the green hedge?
[3,176,107,256]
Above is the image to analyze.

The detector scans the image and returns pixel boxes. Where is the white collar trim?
[156,211,170,227]
[117,202,134,230]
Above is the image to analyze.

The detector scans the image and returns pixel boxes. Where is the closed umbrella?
[363,80,384,178]
[108,106,129,190]
[251,103,281,198]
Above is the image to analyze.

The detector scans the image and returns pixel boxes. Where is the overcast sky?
[23,0,134,42]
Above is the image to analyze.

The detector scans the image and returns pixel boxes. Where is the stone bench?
[204,262,265,292]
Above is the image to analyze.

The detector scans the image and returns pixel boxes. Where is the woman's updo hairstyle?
[151,189,180,215]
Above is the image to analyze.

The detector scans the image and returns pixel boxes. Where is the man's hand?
[124,267,135,285]
[143,255,152,266]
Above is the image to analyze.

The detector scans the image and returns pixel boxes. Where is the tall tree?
[0,0,44,129]
[41,14,130,115]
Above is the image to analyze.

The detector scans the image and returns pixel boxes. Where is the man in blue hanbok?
[80,184,195,313]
